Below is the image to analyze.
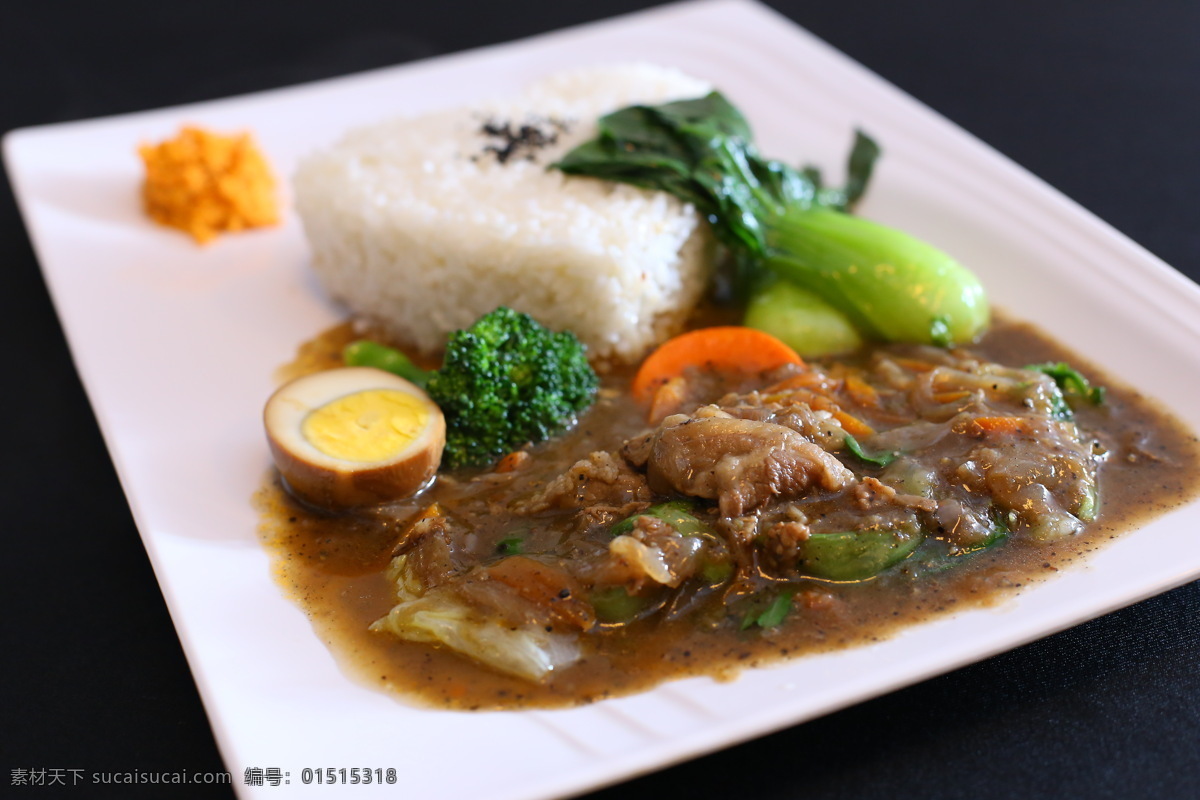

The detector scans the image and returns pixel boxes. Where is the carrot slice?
[966,416,1036,435]
[892,357,937,373]
[493,450,531,473]
[632,327,804,404]
[833,410,876,438]
[843,374,881,408]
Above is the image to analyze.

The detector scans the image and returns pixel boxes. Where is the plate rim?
[6,2,1200,799]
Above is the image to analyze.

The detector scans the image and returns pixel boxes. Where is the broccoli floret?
[424,307,598,469]
[342,308,600,469]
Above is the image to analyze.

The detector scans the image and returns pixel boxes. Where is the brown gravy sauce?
[255,315,1200,710]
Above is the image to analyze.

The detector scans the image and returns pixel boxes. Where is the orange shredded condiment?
[138,126,279,244]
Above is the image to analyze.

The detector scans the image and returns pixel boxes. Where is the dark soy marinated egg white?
[264,367,445,510]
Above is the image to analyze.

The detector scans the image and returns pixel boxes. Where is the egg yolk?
[301,389,430,462]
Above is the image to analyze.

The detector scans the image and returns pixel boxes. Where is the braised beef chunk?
[624,410,853,516]
[515,450,652,514]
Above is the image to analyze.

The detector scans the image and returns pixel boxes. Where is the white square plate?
[7,1,1200,798]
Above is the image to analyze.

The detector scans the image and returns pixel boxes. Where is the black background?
[3,1,1198,798]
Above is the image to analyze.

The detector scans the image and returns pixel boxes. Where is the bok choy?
[555,92,989,353]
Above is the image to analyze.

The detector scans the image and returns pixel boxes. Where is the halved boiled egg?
[264,367,445,510]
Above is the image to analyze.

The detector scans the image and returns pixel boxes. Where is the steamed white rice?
[292,64,714,362]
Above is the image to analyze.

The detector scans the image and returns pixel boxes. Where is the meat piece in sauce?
[511,449,654,534]
[623,406,853,516]
[515,450,652,514]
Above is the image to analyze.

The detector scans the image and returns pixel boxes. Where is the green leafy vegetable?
[1027,362,1106,418]
[610,500,711,538]
[743,277,865,356]
[343,339,431,387]
[797,529,923,581]
[591,586,650,625]
[497,536,525,556]
[952,508,1013,556]
[699,559,735,586]
[344,308,599,470]
[555,92,989,349]
[1076,484,1099,522]
[740,590,795,630]
[929,315,953,348]
[844,434,900,467]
